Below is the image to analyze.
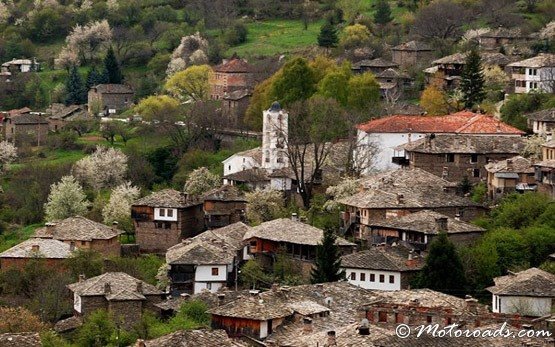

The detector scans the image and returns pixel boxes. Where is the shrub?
[225,22,248,46]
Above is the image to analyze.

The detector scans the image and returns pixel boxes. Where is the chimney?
[435,217,448,232]
[217,293,226,305]
[136,281,143,294]
[506,159,513,171]
[454,214,461,221]
[326,331,337,346]
[249,289,260,296]
[291,213,298,222]
[271,283,279,292]
[112,221,118,233]
[406,251,417,268]
[104,283,111,294]
[442,167,449,179]
[409,298,420,307]
[70,241,76,252]
[465,296,478,314]
[79,274,86,282]
[135,339,146,347]
[31,244,40,253]
[396,194,404,205]
[358,318,370,335]
[303,317,313,333]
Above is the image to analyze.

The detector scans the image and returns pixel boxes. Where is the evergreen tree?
[417,232,467,296]
[65,65,87,105]
[460,49,485,109]
[374,0,393,25]
[311,227,345,283]
[103,46,123,84]
[85,66,107,89]
[317,21,338,49]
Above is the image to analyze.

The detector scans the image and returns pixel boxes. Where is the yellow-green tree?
[420,84,450,116]
[165,64,213,102]
[346,72,381,112]
[134,95,181,121]
[339,24,371,49]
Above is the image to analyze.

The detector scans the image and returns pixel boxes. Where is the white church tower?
[262,101,288,172]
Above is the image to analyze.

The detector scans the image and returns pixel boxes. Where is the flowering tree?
[166,32,209,76]
[245,189,286,224]
[44,175,90,221]
[0,141,17,173]
[57,20,112,66]
[183,167,220,197]
[323,178,359,210]
[73,146,127,190]
[102,182,140,231]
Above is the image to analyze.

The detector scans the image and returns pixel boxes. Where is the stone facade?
[0,257,65,271]
[210,57,255,100]
[2,116,49,146]
[88,84,134,115]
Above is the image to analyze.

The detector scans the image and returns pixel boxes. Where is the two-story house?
[88,84,134,115]
[400,134,526,183]
[526,108,555,137]
[507,53,555,94]
[485,156,536,200]
[0,238,73,271]
[391,41,433,68]
[352,57,399,75]
[210,55,255,100]
[534,140,555,197]
[2,108,49,146]
[202,185,247,229]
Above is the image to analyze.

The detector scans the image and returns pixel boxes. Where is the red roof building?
[211,56,255,100]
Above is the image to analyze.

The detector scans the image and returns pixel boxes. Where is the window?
[470,154,478,163]
[350,272,356,280]
[159,209,165,217]
[473,168,480,178]
[379,274,385,283]
[427,316,432,323]
[207,283,212,290]
[167,209,173,217]
[228,165,231,171]
[360,273,366,281]
[378,311,387,322]
[212,268,219,276]
[446,154,455,162]
[370,274,375,282]
[389,275,394,284]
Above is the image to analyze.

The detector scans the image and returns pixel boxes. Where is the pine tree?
[103,46,123,84]
[311,227,345,283]
[374,0,392,25]
[85,66,106,89]
[417,233,467,296]
[317,21,338,49]
[65,65,87,106]
[460,49,486,109]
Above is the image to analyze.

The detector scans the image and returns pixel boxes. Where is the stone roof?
[479,27,524,39]
[353,58,398,69]
[0,333,42,347]
[91,84,134,94]
[507,53,555,68]
[337,168,479,209]
[485,156,534,174]
[341,245,424,272]
[376,68,410,79]
[392,40,432,51]
[487,267,555,297]
[47,103,87,120]
[526,108,555,122]
[433,52,510,66]
[368,210,485,235]
[243,218,355,247]
[67,272,162,299]
[34,216,123,241]
[401,134,525,154]
[6,113,48,125]
[357,111,524,135]
[54,315,83,333]
[224,147,262,166]
[137,329,242,347]
[133,189,201,208]
[223,88,252,101]
[223,167,269,183]
[214,57,254,73]
[535,159,555,169]
[0,238,72,259]
[202,185,246,202]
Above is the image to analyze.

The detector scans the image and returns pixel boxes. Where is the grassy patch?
[0,224,42,253]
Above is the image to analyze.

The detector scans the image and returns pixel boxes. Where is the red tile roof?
[357,111,524,135]
[214,58,253,73]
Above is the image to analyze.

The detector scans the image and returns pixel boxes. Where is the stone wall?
[108,300,143,330]
[80,295,108,316]
[0,257,65,271]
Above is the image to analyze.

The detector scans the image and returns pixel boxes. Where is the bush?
[225,22,248,46]
[46,131,81,151]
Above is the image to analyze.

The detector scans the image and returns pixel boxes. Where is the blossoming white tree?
[323,178,359,210]
[183,167,220,197]
[102,182,140,231]
[245,189,286,224]
[73,146,128,190]
[166,32,209,76]
[56,19,112,66]
[44,175,90,221]
[0,141,18,173]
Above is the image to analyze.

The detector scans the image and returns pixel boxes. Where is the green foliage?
[86,66,107,89]
[65,250,104,280]
[105,255,164,286]
[147,146,179,184]
[318,69,351,107]
[311,226,345,284]
[104,46,123,84]
[460,49,485,109]
[488,192,552,229]
[346,72,381,112]
[270,57,316,107]
[273,247,303,285]
[179,300,210,326]
[65,65,87,106]
[500,93,555,131]
[41,331,72,347]
[240,258,272,289]
[374,0,393,25]
[471,182,487,203]
[225,22,248,46]
[76,309,116,347]
[417,233,467,296]
[317,21,338,48]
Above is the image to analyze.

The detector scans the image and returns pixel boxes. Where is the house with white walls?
[487,267,555,317]
[165,222,251,295]
[507,53,555,94]
[341,244,423,291]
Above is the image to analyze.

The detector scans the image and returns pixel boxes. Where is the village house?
[375,68,413,97]
[2,108,49,146]
[134,329,245,347]
[243,217,356,277]
[88,84,134,115]
[400,134,526,183]
[202,185,247,229]
[341,244,423,291]
[391,40,434,68]
[487,267,555,317]
[367,210,485,249]
[352,57,399,75]
[476,27,528,53]
[132,189,205,253]
[46,103,88,132]
[0,58,38,82]
[221,89,252,129]
[165,222,251,295]
[485,156,537,200]
[507,53,555,94]
[534,140,555,197]
[0,238,72,271]
[33,216,122,257]
[337,168,487,240]
[66,272,164,329]
[210,55,255,100]
[526,108,555,137]
[355,111,524,172]
[424,52,510,90]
